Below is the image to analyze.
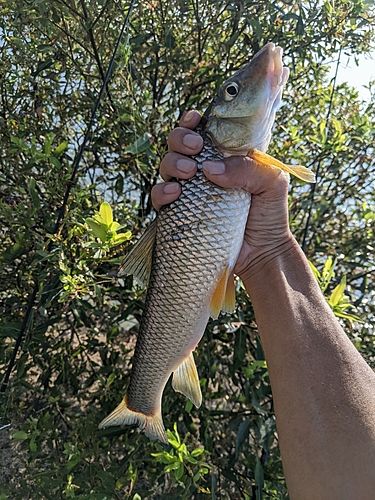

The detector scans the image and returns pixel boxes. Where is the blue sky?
[327,50,375,101]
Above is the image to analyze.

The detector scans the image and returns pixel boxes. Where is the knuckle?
[166,129,177,145]
[165,151,177,164]
[150,184,161,199]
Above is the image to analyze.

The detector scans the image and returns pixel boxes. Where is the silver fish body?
[127,134,250,417]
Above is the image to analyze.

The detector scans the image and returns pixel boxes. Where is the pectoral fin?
[118,219,157,286]
[249,148,316,183]
[210,267,236,319]
[172,352,202,408]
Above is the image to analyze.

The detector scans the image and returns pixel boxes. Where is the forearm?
[243,239,375,500]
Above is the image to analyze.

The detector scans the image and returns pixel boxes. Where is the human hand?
[151,110,294,280]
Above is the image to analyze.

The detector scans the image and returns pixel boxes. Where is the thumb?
[202,155,288,197]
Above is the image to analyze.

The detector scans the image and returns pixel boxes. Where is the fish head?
[205,42,289,155]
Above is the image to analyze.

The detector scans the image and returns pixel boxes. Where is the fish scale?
[125,130,251,420]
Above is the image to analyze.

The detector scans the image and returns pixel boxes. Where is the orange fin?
[98,398,167,443]
[249,148,316,183]
[210,267,236,319]
[172,352,202,408]
[223,273,236,313]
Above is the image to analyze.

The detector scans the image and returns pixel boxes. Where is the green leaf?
[174,462,184,480]
[321,256,336,292]
[49,156,61,169]
[33,59,53,77]
[109,221,121,232]
[28,177,40,209]
[164,462,180,473]
[191,448,204,458]
[334,311,362,323]
[12,430,28,441]
[308,260,320,280]
[167,437,180,449]
[54,141,68,156]
[124,133,151,155]
[329,276,346,307]
[99,202,113,226]
[111,231,132,245]
[319,121,326,142]
[86,218,108,242]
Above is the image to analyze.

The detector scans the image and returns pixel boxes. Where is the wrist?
[237,234,299,284]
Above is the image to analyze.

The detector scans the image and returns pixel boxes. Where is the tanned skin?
[151,111,375,499]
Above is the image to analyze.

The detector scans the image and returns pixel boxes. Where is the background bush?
[0,0,374,498]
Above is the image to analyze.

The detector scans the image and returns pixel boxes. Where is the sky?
[327,50,375,101]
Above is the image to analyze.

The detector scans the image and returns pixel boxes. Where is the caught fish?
[99,43,315,442]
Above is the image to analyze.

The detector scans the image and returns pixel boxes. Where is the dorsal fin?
[118,219,157,287]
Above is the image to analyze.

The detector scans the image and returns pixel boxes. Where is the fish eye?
[225,83,239,100]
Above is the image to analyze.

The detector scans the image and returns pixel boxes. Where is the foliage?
[151,423,210,494]
[0,0,374,498]
[309,257,362,323]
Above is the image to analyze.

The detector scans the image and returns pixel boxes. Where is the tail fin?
[98,399,167,443]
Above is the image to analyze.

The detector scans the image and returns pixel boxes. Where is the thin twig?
[301,45,342,252]
[79,0,116,109]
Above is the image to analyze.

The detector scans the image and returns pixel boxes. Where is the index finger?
[179,110,201,129]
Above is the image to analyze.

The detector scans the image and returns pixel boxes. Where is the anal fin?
[172,352,202,408]
[118,219,157,286]
[98,398,167,443]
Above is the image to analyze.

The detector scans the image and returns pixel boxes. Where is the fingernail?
[176,159,196,173]
[163,182,180,194]
[203,161,225,174]
[184,110,195,122]
[183,134,202,150]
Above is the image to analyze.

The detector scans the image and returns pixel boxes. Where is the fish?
[99,43,315,442]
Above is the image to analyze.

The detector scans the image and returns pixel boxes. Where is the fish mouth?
[259,42,289,89]
[244,42,289,117]
[237,42,290,151]
[263,43,289,111]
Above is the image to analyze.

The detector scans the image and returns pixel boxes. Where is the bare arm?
[242,239,375,499]
[152,111,375,499]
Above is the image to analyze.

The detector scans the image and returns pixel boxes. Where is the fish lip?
[257,43,285,90]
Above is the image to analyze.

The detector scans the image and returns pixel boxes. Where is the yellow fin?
[98,398,167,443]
[172,352,202,408]
[223,273,236,313]
[118,219,157,286]
[209,267,236,318]
[249,148,316,183]
[210,267,228,319]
